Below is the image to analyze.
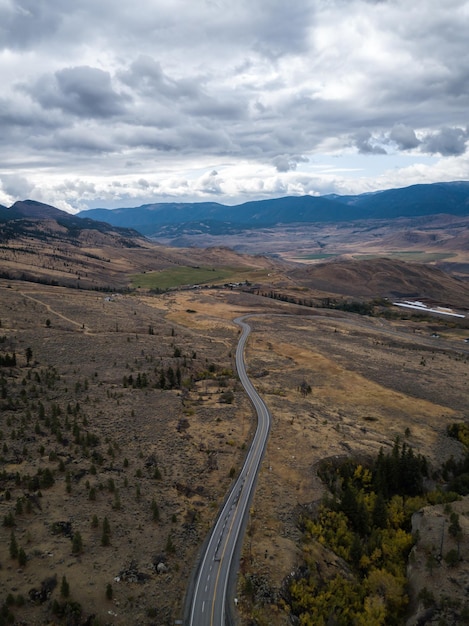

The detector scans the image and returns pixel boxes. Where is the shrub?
[106,583,113,600]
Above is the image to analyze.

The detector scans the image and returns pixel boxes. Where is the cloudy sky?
[1,0,469,212]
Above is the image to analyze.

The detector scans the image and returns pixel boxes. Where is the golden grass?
[1,281,467,625]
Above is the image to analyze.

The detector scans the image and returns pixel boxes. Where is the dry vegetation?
[230,311,469,624]
[1,229,469,625]
[0,282,253,625]
[153,214,469,280]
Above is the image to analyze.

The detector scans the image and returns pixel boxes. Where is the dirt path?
[17,290,92,334]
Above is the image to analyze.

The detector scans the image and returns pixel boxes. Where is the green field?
[294,251,455,263]
[131,265,258,290]
[352,251,455,262]
[294,253,337,261]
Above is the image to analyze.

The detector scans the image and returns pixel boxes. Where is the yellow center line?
[207,318,269,625]
[210,494,241,625]
[209,424,265,625]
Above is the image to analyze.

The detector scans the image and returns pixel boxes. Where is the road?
[184,310,469,624]
[185,315,271,626]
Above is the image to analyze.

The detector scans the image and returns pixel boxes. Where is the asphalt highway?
[184,310,469,625]
[185,316,271,626]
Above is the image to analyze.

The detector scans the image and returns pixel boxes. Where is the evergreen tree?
[9,531,18,559]
[61,575,70,598]
[72,531,83,555]
[25,347,33,366]
[106,583,113,600]
[151,499,160,522]
[18,547,27,567]
[101,516,111,546]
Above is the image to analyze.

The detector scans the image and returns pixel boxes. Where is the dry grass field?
[0,281,252,625]
[0,202,469,626]
[1,220,469,625]
[153,214,469,281]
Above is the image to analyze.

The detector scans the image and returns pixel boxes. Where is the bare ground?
[1,282,468,625]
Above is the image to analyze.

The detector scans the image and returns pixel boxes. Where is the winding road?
[184,310,469,625]
[185,316,271,626]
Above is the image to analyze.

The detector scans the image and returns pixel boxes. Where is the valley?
[1,196,469,625]
[1,272,469,625]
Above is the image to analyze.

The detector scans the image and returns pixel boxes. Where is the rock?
[29,575,57,604]
[117,560,151,583]
[51,521,73,538]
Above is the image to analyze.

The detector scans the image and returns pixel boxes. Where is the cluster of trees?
[256,290,385,317]
[259,290,315,307]
[0,352,16,367]
[0,310,214,626]
[123,365,183,390]
[121,354,233,393]
[325,300,375,315]
[443,423,469,494]
[283,439,449,625]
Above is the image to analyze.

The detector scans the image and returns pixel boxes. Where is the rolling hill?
[1,194,469,311]
[0,199,278,290]
[288,257,469,308]
[77,181,469,238]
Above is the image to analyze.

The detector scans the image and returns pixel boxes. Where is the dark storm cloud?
[389,124,420,151]
[29,66,128,118]
[421,127,468,156]
[354,130,387,155]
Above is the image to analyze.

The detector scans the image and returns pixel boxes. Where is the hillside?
[1,195,468,311]
[0,200,280,290]
[1,277,468,625]
[1,200,469,625]
[77,181,469,238]
[329,181,469,217]
[288,257,469,308]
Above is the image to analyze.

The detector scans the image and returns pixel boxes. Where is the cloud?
[389,124,420,150]
[0,174,34,199]
[50,127,117,153]
[1,0,469,209]
[30,66,128,118]
[420,126,468,156]
[272,155,308,172]
[198,169,223,195]
[0,0,63,50]
[119,55,201,101]
[354,130,387,155]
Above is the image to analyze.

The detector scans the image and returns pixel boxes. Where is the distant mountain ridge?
[1,192,469,308]
[77,181,469,237]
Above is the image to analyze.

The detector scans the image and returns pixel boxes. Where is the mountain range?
[77,181,469,237]
[1,186,469,307]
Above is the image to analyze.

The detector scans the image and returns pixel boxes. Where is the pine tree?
[151,499,160,522]
[101,516,111,546]
[18,547,27,567]
[25,347,33,366]
[72,531,83,555]
[61,575,70,598]
[9,531,18,559]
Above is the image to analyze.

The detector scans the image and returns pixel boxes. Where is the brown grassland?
[1,228,469,625]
